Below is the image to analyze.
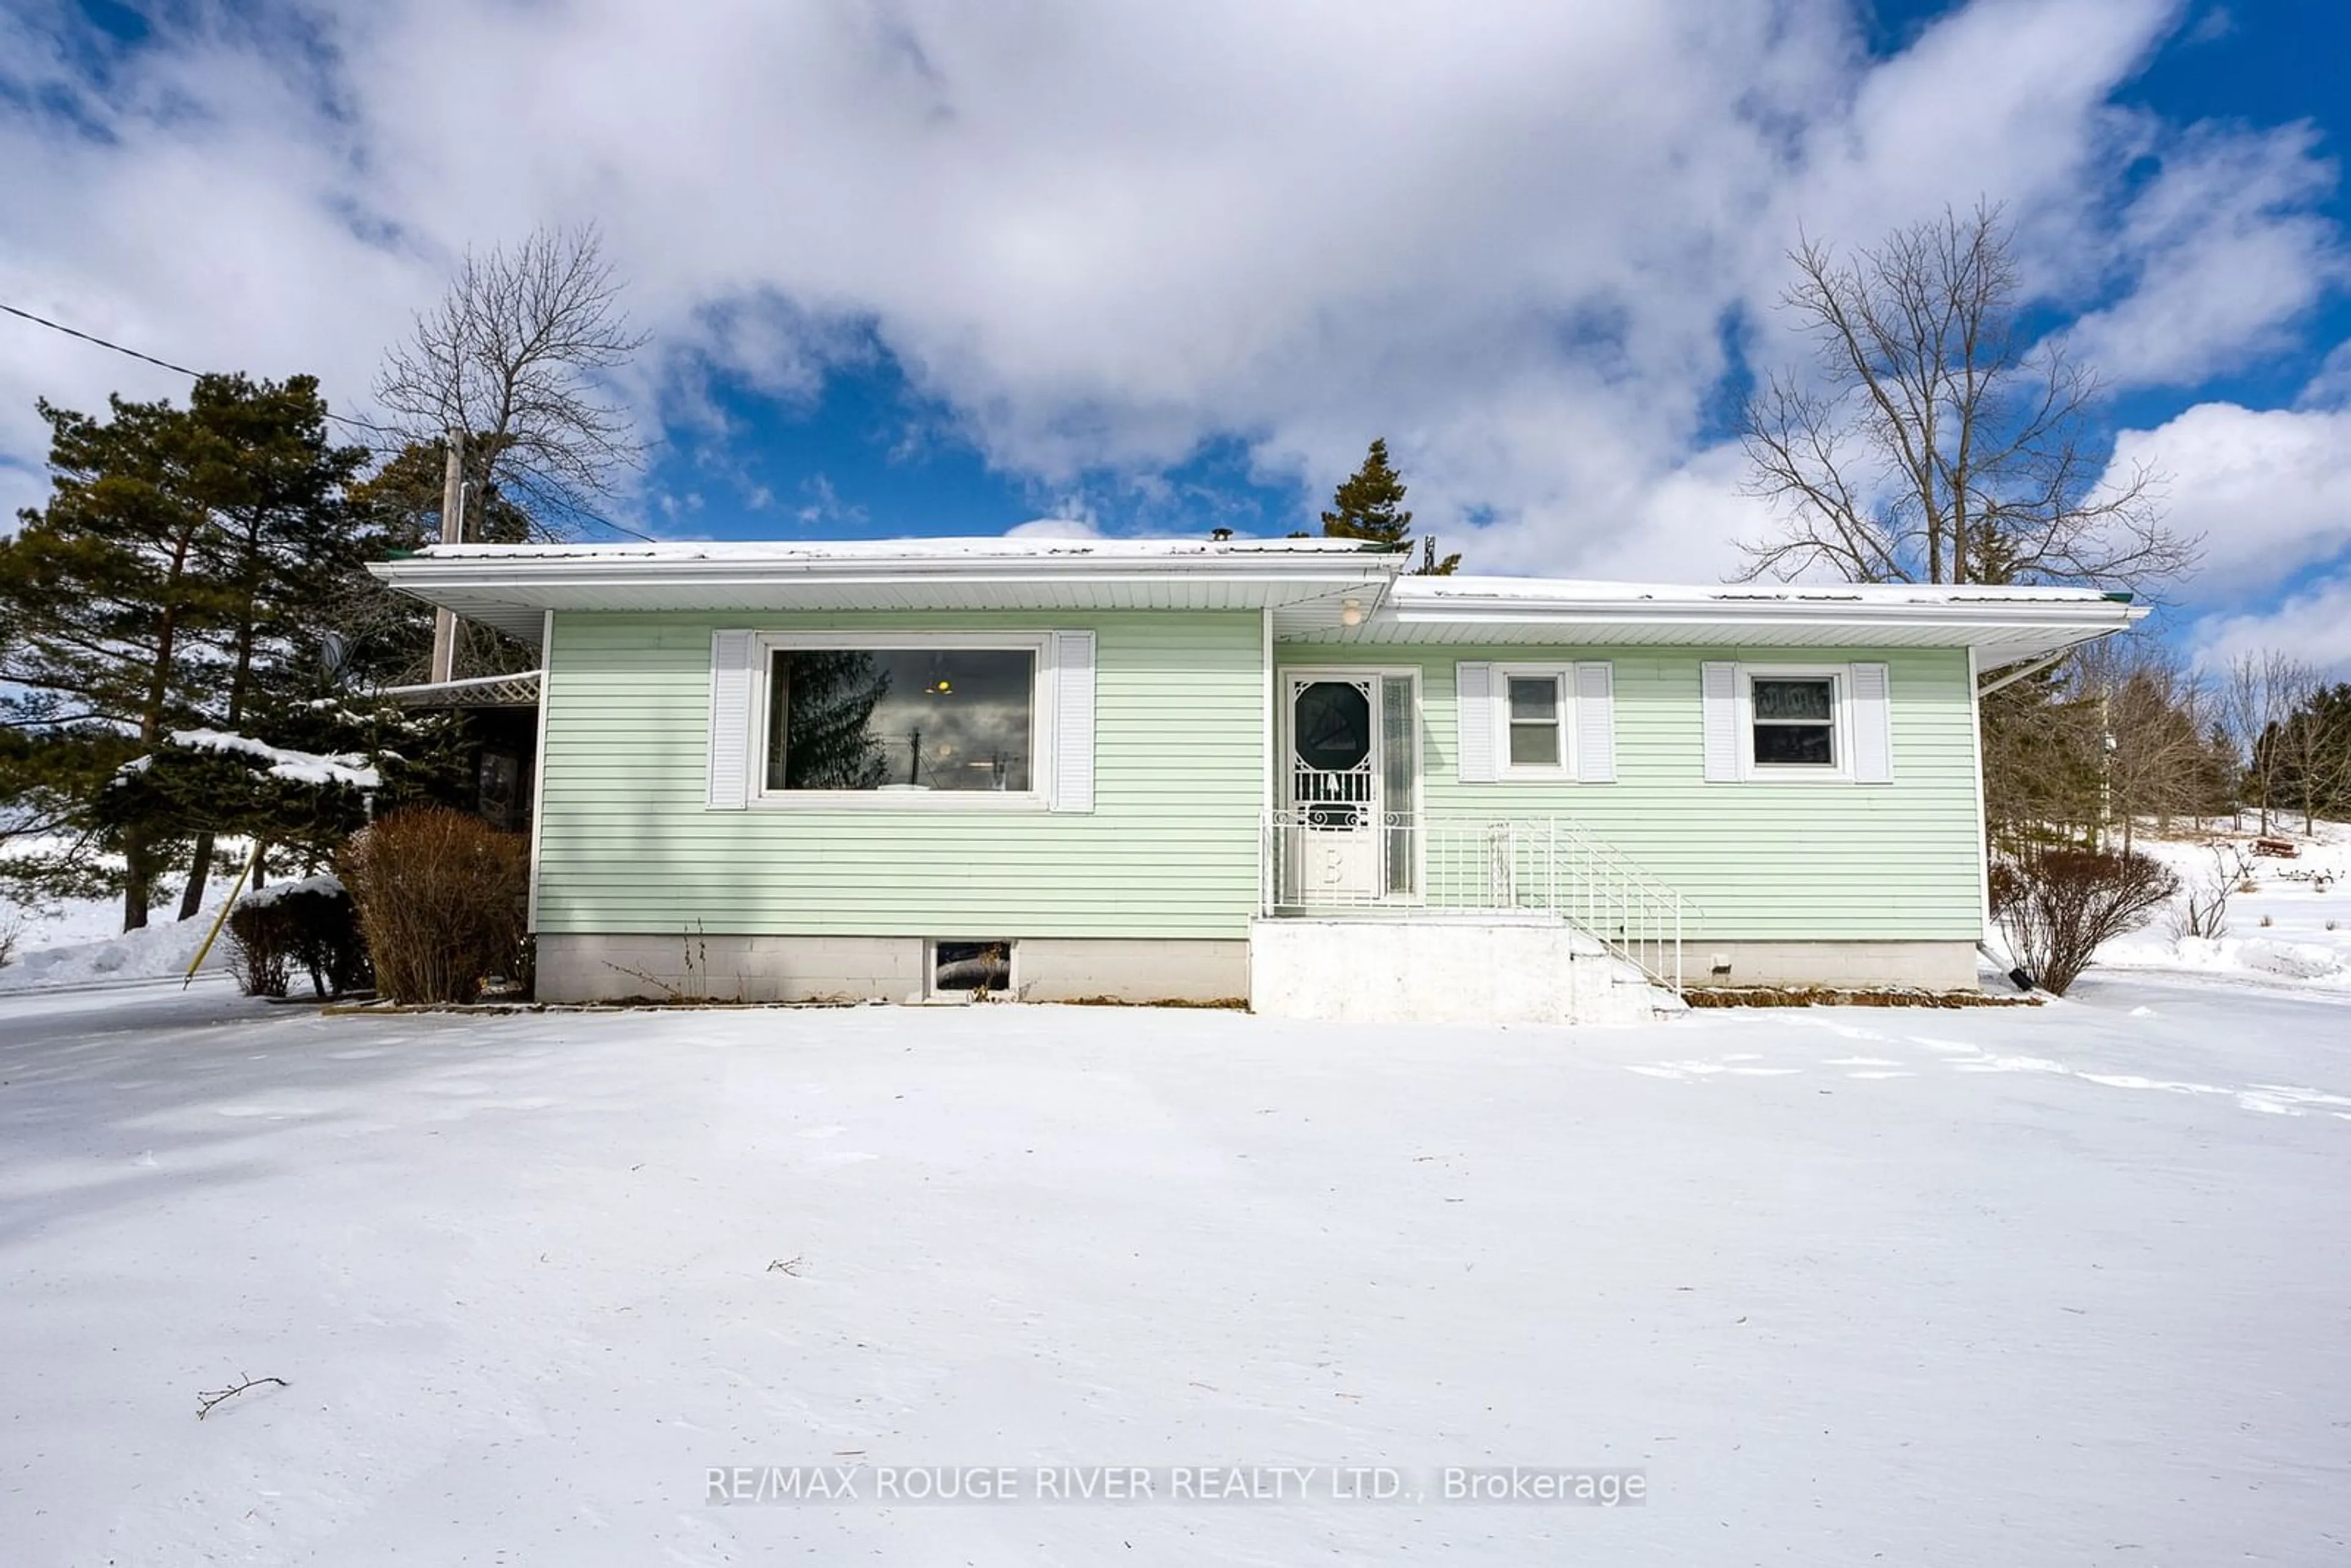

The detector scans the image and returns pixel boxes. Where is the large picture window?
[764,645,1037,793]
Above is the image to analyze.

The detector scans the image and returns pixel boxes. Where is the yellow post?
[183,841,264,989]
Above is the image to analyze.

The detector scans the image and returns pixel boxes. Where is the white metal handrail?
[1260,809,1690,993]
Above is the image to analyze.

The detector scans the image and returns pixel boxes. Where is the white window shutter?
[1455,662,1498,782]
[1050,631,1096,812]
[706,631,754,809]
[1701,661,1739,782]
[1573,662,1616,782]
[1850,662,1894,783]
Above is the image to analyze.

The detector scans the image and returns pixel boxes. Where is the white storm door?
[1284,674,1382,902]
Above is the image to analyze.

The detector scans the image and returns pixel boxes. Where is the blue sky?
[1,0,2347,668]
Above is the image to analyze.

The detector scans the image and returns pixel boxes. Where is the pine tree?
[1,394,232,926]
[0,375,370,928]
[1320,438,1460,573]
[173,375,370,915]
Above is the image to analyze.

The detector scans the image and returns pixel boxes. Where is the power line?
[1,296,659,541]
[1,299,203,377]
[560,503,659,544]
[2,299,408,444]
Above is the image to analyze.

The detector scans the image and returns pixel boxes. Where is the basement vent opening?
[931,940,1012,998]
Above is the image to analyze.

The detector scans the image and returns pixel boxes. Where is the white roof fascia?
[369,542,1404,596]
[1365,577,2146,662]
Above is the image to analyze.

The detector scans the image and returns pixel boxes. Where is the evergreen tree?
[173,375,370,915]
[2,393,231,926]
[1320,438,1460,573]
[0,375,369,928]
[99,698,473,880]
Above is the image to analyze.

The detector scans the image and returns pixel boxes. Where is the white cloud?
[2301,340,2351,408]
[2063,124,2345,388]
[2103,403,2351,594]
[2190,577,2351,678]
[0,0,2337,596]
[1003,517,1102,541]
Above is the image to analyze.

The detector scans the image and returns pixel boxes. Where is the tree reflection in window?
[767,648,1035,792]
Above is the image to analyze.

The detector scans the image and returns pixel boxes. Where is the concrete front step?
[1249,915,1663,1027]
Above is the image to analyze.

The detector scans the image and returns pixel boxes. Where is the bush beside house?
[226,876,372,999]
[1992,847,2180,996]
[341,808,530,1003]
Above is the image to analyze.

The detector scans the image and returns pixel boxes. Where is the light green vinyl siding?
[1288,645,1984,942]
[536,610,1265,939]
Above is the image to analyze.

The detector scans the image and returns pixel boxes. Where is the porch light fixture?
[1340,598,1364,627]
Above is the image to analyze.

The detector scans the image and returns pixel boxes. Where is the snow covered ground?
[2102,821,2351,991]
[1,975,2344,1564]
[0,864,247,992]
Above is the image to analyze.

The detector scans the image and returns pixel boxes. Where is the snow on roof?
[1389,574,2132,609]
[410,536,1400,563]
[370,535,2143,658]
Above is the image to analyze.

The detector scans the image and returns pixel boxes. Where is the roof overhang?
[368,541,2145,669]
[367,539,1409,642]
[1274,577,2148,669]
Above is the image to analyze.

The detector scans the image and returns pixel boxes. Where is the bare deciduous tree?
[376,225,648,539]
[2076,636,2231,849]
[2223,650,2314,836]
[1980,633,2235,855]
[1739,203,2199,593]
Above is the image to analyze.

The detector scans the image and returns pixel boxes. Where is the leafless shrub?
[0,912,20,970]
[1991,848,2180,996]
[2167,843,2251,943]
[340,809,528,1003]
[226,906,292,998]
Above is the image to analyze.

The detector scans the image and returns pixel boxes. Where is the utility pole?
[428,427,465,683]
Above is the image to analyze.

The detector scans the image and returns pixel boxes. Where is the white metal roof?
[369,539,2144,667]
[368,537,1409,642]
[1271,574,2148,667]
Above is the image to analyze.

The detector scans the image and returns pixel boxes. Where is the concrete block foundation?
[533,932,1248,1006]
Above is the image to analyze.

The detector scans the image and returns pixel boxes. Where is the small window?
[932,940,1011,997]
[765,647,1035,793]
[1750,676,1836,767]
[1505,675,1563,768]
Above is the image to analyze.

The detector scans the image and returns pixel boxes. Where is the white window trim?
[746,630,1059,811]
[1493,662,1577,779]
[1737,663,1853,782]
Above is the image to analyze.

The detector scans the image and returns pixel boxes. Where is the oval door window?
[1294,681,1372,771]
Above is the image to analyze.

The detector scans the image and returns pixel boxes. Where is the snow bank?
[0,907,228,990]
